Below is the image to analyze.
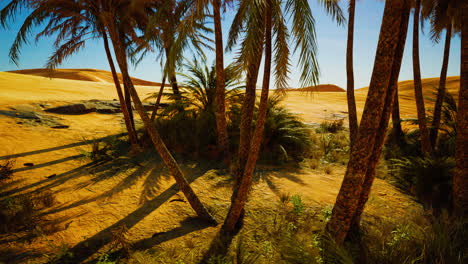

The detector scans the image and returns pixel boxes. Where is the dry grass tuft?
[0,159,15,180]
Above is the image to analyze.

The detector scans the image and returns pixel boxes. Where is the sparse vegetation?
[0,159,15,180]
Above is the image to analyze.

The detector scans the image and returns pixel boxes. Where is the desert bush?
[317,119,344,134]
[143,61,311,164]
[257,94,312,163]
[0,159,15,180]
[83,136,130,162]
[391,156,454,211]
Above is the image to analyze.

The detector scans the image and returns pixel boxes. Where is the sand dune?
[0,71,160,105]
[291,84,345,92]
[9,68,169,87]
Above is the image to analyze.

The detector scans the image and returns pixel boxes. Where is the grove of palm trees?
[0,0,466,263]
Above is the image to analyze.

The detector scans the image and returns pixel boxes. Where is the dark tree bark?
[213,0,230,161]
[412,0,433,154]
[102,31,139,146]
[349,4,410,233]
[222,2,272,233]
[107,23,216,224]
[392,88,404,142]
[150,73,166,122]
[453,6,468,216]
[430,23,452,147]
[346,0,358,149]
[325,0,408,244]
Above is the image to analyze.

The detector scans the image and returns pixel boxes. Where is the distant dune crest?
[291,84,345,92]
[9,68,169,87]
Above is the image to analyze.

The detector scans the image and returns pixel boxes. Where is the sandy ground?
[0,69,457,263]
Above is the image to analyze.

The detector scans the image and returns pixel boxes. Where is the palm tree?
[101,1,216,223]
[422,0,462,148]
[413,0,433,154]
[346,0,358,148]
[213,0,230,161]
[453,4,467,216]
[222,0,344,233]
[326,0,411,244]
[0,0,139,147]
[349,2,411,233]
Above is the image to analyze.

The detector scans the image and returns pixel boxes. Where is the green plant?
[290,195,304,215]
[257,94,313,163]
[391,156,454,210]
[321,205,333,221]
[0,159,15,180]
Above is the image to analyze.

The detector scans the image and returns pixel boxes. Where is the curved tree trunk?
[346,0,358,149]
[453,6,468,216]
[234,50,263,179]
[349,4,410,233]
[150,73,166,122]
[213,0,230,162]
[223,2,272,233]
[430,24,452,147]
[107,24,216,224]
[412,0,432,155]
[102,31,139,146]
[325,0,407,244]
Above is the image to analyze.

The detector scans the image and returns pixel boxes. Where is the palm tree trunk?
[349,4,410,233]
[392,89,403,142]
[213,0,230,162]
[325,0,407,244]
[346,0,358,149]
[123,77,136,134]
[150,73,166,122]
[453,6,468,216]
[430,23,452,147]
[412,0,432,155]
[102,31,139,146]
[164,47,181,97]
[108,24,216,224]
[223,2,272,233]
[234,50,263,179]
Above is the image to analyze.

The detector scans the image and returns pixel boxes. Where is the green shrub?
[391,156,454,210]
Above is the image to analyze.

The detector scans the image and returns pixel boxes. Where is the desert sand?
[0,69,459,263]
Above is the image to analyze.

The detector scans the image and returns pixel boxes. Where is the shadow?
[198,229,237,264]
[11,154,84,173]
[51,166,211,263]
[0,179,25,194]
[0,161,100,199]
[0,133,127,160]
[0,248,42,264]
[132,217,212,251]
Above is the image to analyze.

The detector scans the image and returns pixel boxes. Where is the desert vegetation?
[0,0,467,263]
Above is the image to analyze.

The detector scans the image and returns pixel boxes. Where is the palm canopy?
[421,0,464,42]
[152,58,243,114]
[227,0,345,89]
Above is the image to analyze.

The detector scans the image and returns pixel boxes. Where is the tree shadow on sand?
[49,161,216,263]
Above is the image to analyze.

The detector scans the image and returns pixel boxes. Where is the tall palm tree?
[422,0,462,147]
[222,0,344,233]
[213,0,230,161]
[453,3,467,216]
[101,0,216,223]
[349,2,411,233]
[413,0,433,154]
[326,0,410,244]
[346,0,358,148]
[0,0,139,147]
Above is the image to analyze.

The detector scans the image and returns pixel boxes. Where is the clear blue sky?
[0,0,461,89]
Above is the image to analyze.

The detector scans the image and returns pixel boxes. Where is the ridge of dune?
[291,84,345,92]
[8,68,169,87]
[0,71,158,105]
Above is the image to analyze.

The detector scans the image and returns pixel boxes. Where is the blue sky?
[0,0,461,89]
